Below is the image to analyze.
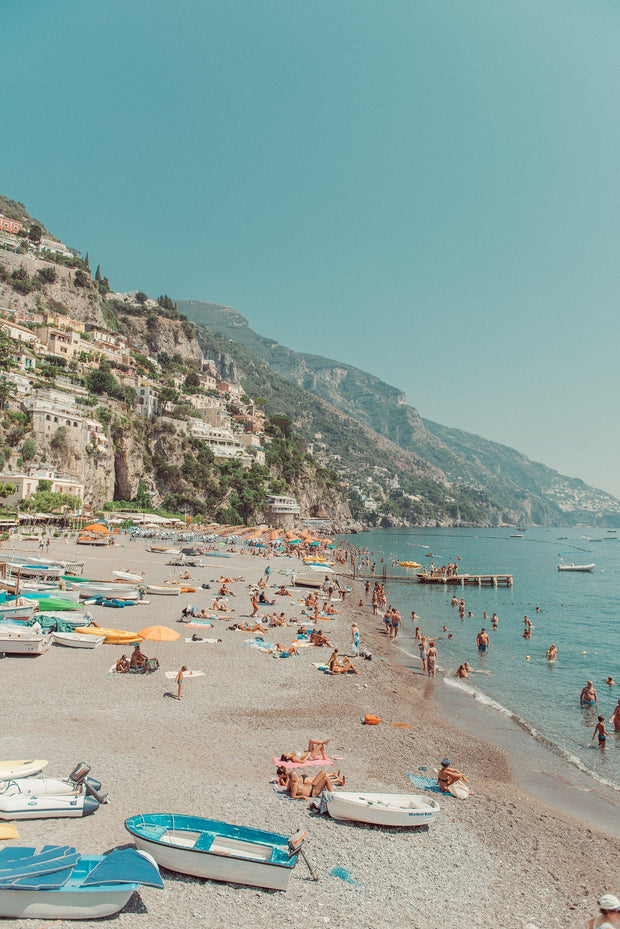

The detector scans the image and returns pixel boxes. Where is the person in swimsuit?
[438,758,468,794]
[116,654,130,673]
[130,643,147,671]
[280,740,331,764]
[285,769,343,798]
[546,644,557,662]
[593,716,611,747]
[581,681,598,707]
[588,894,620,929]
[426,641,437,678]
[419,637,427,672]
[605,677,617,686]
[476,629,490,652]
[612,701,620,732]
[176,665,187,700]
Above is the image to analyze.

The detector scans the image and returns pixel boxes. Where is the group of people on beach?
[581,681,620,748]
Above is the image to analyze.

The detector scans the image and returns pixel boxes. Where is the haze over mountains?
[179,299,620,527]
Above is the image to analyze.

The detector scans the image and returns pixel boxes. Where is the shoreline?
[1,535,619,927]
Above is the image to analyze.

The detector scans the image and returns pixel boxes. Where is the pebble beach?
[1,536,619,929]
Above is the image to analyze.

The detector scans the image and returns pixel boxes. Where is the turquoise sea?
[339,527,620,793]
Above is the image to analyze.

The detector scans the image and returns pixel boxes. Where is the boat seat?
[139,824,168,841]
[193,832,215,852]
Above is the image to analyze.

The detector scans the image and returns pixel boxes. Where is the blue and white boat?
[0,844,163,919]
[125,813,306,891]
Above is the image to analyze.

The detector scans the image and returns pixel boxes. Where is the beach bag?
[447,779,469,799]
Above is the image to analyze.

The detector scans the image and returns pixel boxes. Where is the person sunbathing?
[310,629,331,647]
[238,621,266,633]
[270,612,288,627]
[273,642,299,657]
[277,585,292,596]
[197,609,211,618]
[212,598,230,611]
[179,570,191,580]
[279,739,331,764]
[285,769,342,799]
[328,648,359,674]
[130,644,147,671]
[322,601,337,615]
[116,654,130,673]
[258,591,275,605]
[219,584,231,596]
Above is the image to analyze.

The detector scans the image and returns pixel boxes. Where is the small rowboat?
[125,813,306,891]
[320,791,440,827]
[146,585,180,596]
[52,631,105,649]
[0,845,162,920]
[557,562,595,572]
[112,570,145,582]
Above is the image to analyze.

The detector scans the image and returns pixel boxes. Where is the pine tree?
[95,265,102,282]
[84,252,90,269]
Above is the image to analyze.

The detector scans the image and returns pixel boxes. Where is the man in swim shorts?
[476,629,490,652]
[580,681,597,707]
[592,716,610,747]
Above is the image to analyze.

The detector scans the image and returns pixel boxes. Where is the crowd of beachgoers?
[1,529,619,927]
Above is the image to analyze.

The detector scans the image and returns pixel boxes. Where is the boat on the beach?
[146,584,180,596]
[0,759,48,780]
[1,560,62,581]
[52,631,105,648]
[125,813,306,891]
[0,598,37,622]
[147,545,181,554]
[0,791,100,820]
[293,576,323,589]
[319,791,440,827]
[112,570,145,582]
[557,562,595,572]
[71,583,141,600]
[76,626,141,645]
[0,626,50,656]
[0,844,163,919]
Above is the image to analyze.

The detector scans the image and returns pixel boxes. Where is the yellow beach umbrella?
[138,625,180,642]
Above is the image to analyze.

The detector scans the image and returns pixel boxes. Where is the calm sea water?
[339,527,620,791]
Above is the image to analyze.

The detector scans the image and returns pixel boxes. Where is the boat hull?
[557,564,595,572]
[0,759,47,779]
[52,632,105,648]
[0,632,50,655]
[0,793,99,820]
[0,885,136,920]
[125,814,297,891]
[323,791,440,827]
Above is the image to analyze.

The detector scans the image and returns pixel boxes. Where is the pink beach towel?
[273,755,333,769]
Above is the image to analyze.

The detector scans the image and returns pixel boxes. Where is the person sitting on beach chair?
[116,654,130,673]
[328,648,359,674]
[130,643,148,671]
[438,758,468,793]
[279,739,331,764]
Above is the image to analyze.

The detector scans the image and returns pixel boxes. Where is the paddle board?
[164,670,204,679]
[0,760,48,780]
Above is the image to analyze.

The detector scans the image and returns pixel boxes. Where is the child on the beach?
[176,665,187,700]
[592,716,610,747]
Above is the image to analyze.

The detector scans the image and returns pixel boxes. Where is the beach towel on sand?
[407,773,455,796]
[185,637,220,643]
[273,756,333,769]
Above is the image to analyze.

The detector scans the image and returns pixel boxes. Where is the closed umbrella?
[138,625,180,642]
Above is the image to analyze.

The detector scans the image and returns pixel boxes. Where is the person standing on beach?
[476,629,490,653]
[611,701,620,732]
[581,681,598,707]
[419,636,427,672]
[592,716,611,748]
[426,641,437,678]
[351,622,360,657]
[176,665,187,700]
[251,592,259,616]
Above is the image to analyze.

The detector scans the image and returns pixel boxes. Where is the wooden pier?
[416,573,513,588]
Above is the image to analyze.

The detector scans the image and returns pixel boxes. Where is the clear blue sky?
[5,0,620,496]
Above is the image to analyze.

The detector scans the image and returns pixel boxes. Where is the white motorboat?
[0,792,99,820]
[52,631,105,648]
[0,627,50,656]
[557,562,595,572]
[320,791,440,827]
[147,546,181,555]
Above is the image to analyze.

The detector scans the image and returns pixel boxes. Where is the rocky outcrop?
[0,250,106,323]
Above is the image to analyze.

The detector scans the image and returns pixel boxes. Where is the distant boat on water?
[557,561,595,573]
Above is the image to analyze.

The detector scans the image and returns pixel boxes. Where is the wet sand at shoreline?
[1,536,618,928]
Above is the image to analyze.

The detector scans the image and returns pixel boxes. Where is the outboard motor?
[68,762,108,804]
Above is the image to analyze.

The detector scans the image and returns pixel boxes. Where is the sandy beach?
[1,535,619,929]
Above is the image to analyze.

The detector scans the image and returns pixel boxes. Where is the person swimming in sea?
[546,644,557,662]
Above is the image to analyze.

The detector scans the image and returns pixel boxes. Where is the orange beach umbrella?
[138,626,180,642]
